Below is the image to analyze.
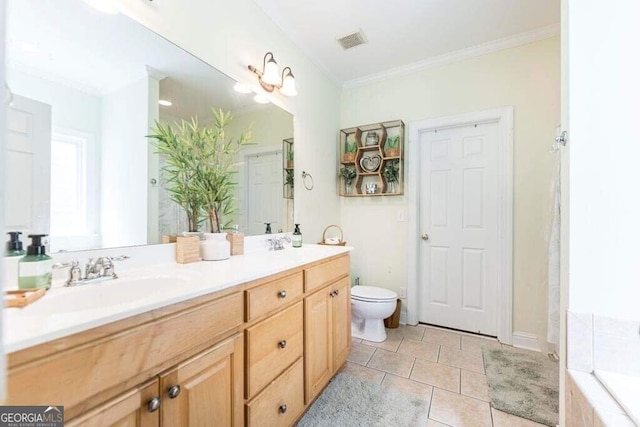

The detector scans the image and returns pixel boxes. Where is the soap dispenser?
[292,224,302,248]
[18,234,53,290]
[5,231,26,257]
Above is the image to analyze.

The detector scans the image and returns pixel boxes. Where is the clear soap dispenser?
[292,224,302,248]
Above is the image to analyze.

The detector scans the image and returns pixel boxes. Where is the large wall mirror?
[5,0,294,252]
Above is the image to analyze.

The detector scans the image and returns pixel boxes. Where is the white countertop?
[5,244,352,354]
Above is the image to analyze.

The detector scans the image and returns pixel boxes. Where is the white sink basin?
[20,275,195,316]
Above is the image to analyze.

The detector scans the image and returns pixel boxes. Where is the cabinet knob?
[279,404,288,414]
[334,289,340,296]
[278,340,287,349]
[167,385,181,399]
[147,397,161,413]
[278,290,287,299]
[330,290,338,297]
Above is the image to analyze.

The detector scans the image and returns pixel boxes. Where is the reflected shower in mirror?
[5,0,294,253]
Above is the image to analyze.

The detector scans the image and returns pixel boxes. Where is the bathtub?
[595,370,640,426]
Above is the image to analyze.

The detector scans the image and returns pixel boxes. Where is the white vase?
[200,233,230,261]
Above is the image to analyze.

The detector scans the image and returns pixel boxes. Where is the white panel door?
[246,151,283,235]
[419,122,499,335]
[6,94,52,235]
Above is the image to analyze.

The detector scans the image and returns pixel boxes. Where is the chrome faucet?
[54,255,129,286]
[267,236,291,251]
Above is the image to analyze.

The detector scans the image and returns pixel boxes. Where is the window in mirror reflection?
[50,130,97,249]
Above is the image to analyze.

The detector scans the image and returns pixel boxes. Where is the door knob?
[421,233,430,241]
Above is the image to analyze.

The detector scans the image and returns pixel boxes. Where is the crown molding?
[343,23,560,90]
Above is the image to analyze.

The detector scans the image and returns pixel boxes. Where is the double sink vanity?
[5,244,352,426]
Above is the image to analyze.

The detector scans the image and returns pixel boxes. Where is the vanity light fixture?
[248,52,297,97]
[158,99,172,107]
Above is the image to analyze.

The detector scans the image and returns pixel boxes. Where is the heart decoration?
[360,154,382,172]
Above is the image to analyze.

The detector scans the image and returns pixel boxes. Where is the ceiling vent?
[336,30,367,50]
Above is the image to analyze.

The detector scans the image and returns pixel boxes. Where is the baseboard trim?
[511,331,541,352]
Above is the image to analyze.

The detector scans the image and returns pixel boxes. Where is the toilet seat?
[351,286,397,303]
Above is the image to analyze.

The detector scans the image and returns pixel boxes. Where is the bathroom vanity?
[5,246,351,426]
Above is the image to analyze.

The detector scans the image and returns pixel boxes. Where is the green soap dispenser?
[19,234,53,290]
[292,224,302,248]
[6,231,26,257]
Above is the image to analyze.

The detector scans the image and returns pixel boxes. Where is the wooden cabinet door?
[66,379,159,427]
[304,287,332,404]
[161,333,244,427]
[331,277,351,371]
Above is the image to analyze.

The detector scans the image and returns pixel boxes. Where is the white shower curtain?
[547,158,561,345]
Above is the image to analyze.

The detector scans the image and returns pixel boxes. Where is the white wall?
[101,77,152,247]
[341,38,560,343]
[117,0,341,242]
[567,0,640,321]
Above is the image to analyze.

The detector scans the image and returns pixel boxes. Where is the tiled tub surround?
[566,311,639,426]
[5,241,350,352]
[344,324,548,427]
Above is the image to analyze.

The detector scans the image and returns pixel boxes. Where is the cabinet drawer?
[245,272,303,322]
[246,302,303,398]
[304,254,350,293]
[246,358,304,427]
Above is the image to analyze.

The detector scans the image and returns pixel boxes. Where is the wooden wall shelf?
[338,120,404,197]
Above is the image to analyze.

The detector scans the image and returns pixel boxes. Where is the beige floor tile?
[366,348,415,378]
[397,339,440,362]
[438,345,485,374]
[491,408,548,427]
[427,419,452,427]
[339,362,385,384]
[422,326,462,349]
[381,373,433,400]
[460,334,501,354]
[361,333,403,352]
[460,369,489,401]
[429,388,492,427]
[351,337,362,345]
[410,358,460,393]
[347,341,376,365]
[387,324,426,341]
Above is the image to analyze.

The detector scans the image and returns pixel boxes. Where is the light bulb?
[233,82,251,94]
[254,93,270,104]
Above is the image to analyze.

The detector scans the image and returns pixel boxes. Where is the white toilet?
[351,286,398,342]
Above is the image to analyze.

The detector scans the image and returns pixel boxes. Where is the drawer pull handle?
[278,290,287,299]
[279,404,288,414]
[278,340,287,349]
[167,385,181,399]
[147,397,161,413]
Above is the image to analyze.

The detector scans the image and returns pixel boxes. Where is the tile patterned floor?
[341,324,548,427]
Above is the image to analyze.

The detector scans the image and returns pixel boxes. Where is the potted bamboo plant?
[149,108,252,234]
[148,118,205,232]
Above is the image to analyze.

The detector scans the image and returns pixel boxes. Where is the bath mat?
[482,347,559,426]
[297,373,429,426]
